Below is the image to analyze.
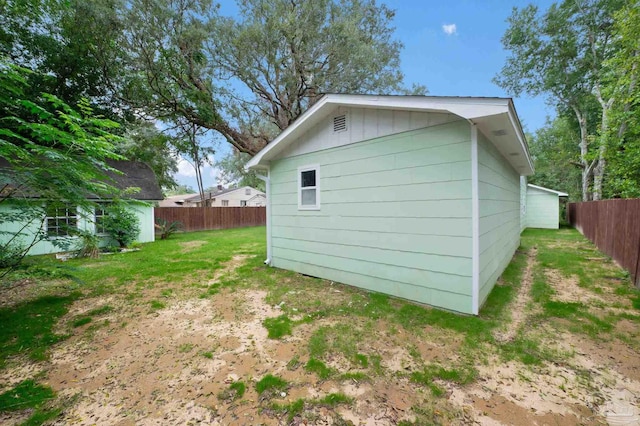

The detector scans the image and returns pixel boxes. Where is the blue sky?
[175,0,557,190]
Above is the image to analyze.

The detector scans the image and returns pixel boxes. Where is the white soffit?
[247,94,534,175]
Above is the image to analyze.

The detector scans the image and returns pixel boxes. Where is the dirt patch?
[208,254,251,284]
[494,247,537,343]
[178,240,207,252]
[545,269,606,305]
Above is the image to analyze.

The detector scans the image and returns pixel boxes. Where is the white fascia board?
[527,184,568,197]
[507,100,535,174]
[246,94,527,170]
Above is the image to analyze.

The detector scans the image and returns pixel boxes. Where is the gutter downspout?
[469,121,480,315]
[256,167,272,266]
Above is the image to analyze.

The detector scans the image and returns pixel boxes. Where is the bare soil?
[2,246,640,425]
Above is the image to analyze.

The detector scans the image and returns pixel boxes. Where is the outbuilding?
[524,184,568,229]
[247,95,534,315]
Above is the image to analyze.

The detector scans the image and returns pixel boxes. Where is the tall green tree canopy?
[495,0,625,201]
[118,0,421,155]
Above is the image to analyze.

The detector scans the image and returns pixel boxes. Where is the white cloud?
[442,23,457,36]
[176,158,196,177]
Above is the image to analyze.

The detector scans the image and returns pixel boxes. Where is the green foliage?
[495,0,626,201]
[0,379,55,412]
[602,3,640,198]
[102,204,141,248]
[117,0,413,156]
[270,398,305,422]
[0,59,123,271]
[0,293,79,367]
[216,151,265,191]
[262,315,293,339]
[75,230,101,259]
[255,374,288,395]
[154,218,183,240]
[72,317,92,328]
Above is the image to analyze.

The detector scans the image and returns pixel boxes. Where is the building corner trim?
[471,123,480,315]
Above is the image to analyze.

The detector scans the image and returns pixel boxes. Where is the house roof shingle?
[0,158,163,201]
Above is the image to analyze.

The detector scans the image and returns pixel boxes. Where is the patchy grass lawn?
[1,226,639,425]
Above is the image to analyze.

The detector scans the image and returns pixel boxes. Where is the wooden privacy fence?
[567,199,640,286]
[155,207,265,232]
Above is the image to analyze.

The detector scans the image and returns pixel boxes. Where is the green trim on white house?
[269,119,475,314]
[0,201,155,256]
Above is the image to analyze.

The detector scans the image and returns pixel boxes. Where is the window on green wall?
[46,203,78,237]
[298,164,320,210]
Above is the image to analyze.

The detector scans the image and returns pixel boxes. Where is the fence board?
[155,207,266,232]
[568,199,640,287]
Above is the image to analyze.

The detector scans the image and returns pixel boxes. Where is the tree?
[117,121,179,189]
[216,151,265,191]
[165,184,196,196]
[116,0,418,155]
[495,0,624,200]
[1,0,125,117]
[0,60,123,269]
[527,117,583,201]
[602,3,640,198]
[170,121,215,204]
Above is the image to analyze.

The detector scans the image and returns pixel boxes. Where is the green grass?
[410,364,477,388]
[0,293,80,367]
[270,393,353,422]
[304,358,334,379]
[72,317,92,328]
[255,374,288,395]
[263,315,293,339]
[0,380,56,412]
[149,300,165,310]
[218,381,246,402]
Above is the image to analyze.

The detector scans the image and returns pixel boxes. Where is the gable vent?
[333,114,347,132]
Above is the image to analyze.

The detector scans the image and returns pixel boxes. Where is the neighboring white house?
[0,160,163,255]
[247,94,534,315]
[524,184,568,229]
[164,186,265,207]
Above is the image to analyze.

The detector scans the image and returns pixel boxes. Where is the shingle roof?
[0,158,163,200]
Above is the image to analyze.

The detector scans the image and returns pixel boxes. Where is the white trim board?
[527,184,568,197]
[470,123,480,315]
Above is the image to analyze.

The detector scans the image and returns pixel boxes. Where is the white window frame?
[298,164,320,210]
[240,200,247,207]
[45,203,79,238]
[94,203,110,235]
[245,188,251,195]
[221,200,229,207]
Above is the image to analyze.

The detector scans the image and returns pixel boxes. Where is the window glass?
[301,170,316,187]
[46,204,78,237]
[94,204,109,234]
[301,189,316,206]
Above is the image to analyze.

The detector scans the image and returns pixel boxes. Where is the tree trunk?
[572,106,592,201]
[593,87,615,201]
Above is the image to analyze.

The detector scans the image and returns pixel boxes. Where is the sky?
[174,0,557,191]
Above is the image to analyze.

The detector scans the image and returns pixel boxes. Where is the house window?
[245,188,251,195]
[46,204,78,237]
[298,165,320,210]
[241,200,247,207]
[222,200,229,206]
[94,204,109,234]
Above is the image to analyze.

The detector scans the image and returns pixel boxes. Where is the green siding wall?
[270,120,474,313]
[477,131,521,306]
[0,202,155,256]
